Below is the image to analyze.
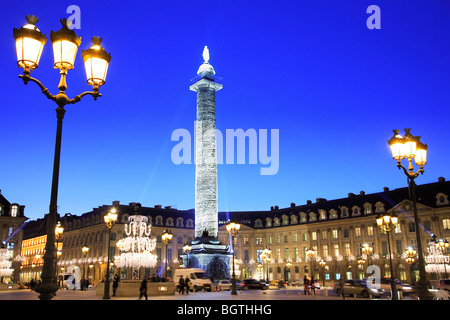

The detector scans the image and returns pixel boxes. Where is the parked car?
[334,279,384,298]
[242,279,268,290]
[438,279,450,292]
[291,279,303,287]
[379,278,414,294]
[217,279,243,290]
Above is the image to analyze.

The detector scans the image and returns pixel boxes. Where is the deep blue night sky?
[1,0,450,221]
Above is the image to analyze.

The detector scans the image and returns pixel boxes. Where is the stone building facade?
[17,178,450,286]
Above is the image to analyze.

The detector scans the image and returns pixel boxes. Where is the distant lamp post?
[319,259,326,287]
[404,247,417,284]
[81,245,89,290]
[162,230,173,279]
[226,221,241,295]
[261,247,271,283]
[183,243,192,268]
[103,207,118,299]
[376,212,399,300]
[13,15,111,300]
[388,128,432,300]
[306,248,316,277]
[54,222,64,281]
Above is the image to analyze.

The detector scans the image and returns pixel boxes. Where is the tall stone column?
[190,46,222,239]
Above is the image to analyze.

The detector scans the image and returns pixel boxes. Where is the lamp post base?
[34,281,59,300]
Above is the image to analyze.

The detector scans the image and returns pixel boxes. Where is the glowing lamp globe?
[50,18,81,70]
[82,37,111,87]
[388,129,405,160]
[13,15,47,70]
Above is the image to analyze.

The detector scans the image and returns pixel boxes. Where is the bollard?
[286,290,289,296]
[399,290,403,300]
[324,289,328,297]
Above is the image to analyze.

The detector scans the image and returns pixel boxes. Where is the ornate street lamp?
[13,15,111,300]
[54,221,64,282]
[103,207,118,299]
[226,221,241,295]
[261,247,271,283]
[387,128,432,300]
[162,229,173,279]
[376,212,399,300]
[404,247,417,284]
[306,247,316,278]
[361,243,373,277]
[81,245,89,290]
[183,242,192,268]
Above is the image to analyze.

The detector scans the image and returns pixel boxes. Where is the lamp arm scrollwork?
[18,74,56,102]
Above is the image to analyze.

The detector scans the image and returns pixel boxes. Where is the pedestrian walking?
[310,277,315,295]
[303,276,310,295]
[139,278,148,300]
[185,277,191,295]
[112,274,120,296]
[178,275,185,294]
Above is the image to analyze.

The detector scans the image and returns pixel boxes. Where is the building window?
[256,237,262,245]
[344,243,351,256]
[341,207,349,218]
[11,205,18,217]
[343,229,349,238]
[311,232,317,241]
[364,203,372,214]
[302,233,308,242]
[275,235,281,244]
[268,236,273,244]
[355,227,361,237]
[394,224,401,234]
[443,219,450,230]
[408,223,415,233]
[266,218,272,227]
[293,233,298,242]
[332,229,338,239]
[243,238,249,245]
[333,244,339,257]
[367,226,374,236]
[322,230,327,240]
[284,235,289,243]
[322,245,328,258]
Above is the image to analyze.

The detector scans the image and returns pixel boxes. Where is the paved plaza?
[0,286,417,300]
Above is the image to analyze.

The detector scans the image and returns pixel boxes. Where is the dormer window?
[11,205,18,217]
[436,193,449,206]
[375,202,385,213]
[352,206,360,216]
[340,207,349,218]
[319,210,327,220]
[364,203,372,215]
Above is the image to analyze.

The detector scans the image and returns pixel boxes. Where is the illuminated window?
[11,205,18,217]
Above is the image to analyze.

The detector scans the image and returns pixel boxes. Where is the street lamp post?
[361,243,373,277]
[162,230,173,280]
[13,15,111,300]
[81,245,89,290]
[319,259,326,287]
[261,247,271,283]
[404,247,417,284]
[54,221,64,284]
[376,212,399,300]
[103,207,118,299]
[183,243,192,268]
[388,128,432,300]
[306,248,316,279]
[226,221,241,295]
